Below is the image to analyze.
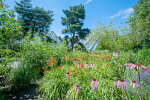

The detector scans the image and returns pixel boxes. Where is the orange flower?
[97,62,99,64]
[106,64,110,67]
[56,66,61,69]
[68,69,70,72]
[94,56,97,59]
[98,68,100,71]
[44,70,47,73]
[80,58,83,60]
[71,57,73,61]
[81,66,84,69]
[101,56,103,58]
[72,70,75,74]
[42,67,45,69]
[64,56,67,59]
[105,56,111,59]
[54,58,56,60]
[77,57,80,61]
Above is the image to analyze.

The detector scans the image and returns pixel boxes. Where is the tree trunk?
[71,32,75,51]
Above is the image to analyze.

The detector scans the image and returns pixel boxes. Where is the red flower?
[44,70,47,73]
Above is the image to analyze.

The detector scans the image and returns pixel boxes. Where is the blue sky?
[4,0,138,37]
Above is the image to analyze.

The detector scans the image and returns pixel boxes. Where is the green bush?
[10,60,37,91]
[0,49,15,58]
[9,36,68,91]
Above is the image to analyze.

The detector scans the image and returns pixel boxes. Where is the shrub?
[10,60,37,91]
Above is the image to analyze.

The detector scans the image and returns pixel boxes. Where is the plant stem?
[138,70,141,94]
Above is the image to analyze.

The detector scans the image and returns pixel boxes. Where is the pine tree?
[15,0,54,37]
[61,4,90,50]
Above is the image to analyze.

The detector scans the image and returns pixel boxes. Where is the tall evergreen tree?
[61,4,90,50]
[15,0,54,37]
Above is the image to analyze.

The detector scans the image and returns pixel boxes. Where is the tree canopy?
[15,0,54,37]
[61,4,90,50]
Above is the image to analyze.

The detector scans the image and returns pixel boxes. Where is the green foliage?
[0,90,5,100]
[74,43,87,52]
[93,22,132,51]
[10,62,35,91]
[15,0,54,37]
[128,0,150,48]
[39,51,149,100]
[0,8,21,50]
[61,4,90,50]
[0,49,15,58]
[9,36,67,91]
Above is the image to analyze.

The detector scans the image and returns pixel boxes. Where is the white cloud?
[109,7,134,19]
[85,0,93,4]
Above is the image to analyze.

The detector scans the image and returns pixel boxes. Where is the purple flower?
[66,72,70,79]
[73,59,77,65]
[113,51,118,57]
[110,86,113,91]
[75,85,81,92]
[132,80,139,89]
[91,78,98,90]
[114,80,117,86]
[85,63,89,68]
[77,63,81,68]
[125,63,148,72]
[117,78,128,89]
[90,63,95,68]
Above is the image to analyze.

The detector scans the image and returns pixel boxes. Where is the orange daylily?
[44,70,47,73]
[98,68,101,71]
[94,56,97,59]
[68,69,70,72]
[71,57,73,61]
[81,66,84,69]
[72,70,75,74]
[105,56,111,59]
[56,66,61,69]
[106,64,110,67]
[77,57,80,61]
[42,67,45,69]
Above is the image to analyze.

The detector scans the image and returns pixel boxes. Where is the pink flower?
[73,59,77,65]
[125,63,148,72]
[114,80,117,86]
[110,86,113,91]
[132,80,139,89]
[91,78,98,90]
[66,72,70,79]
[90,63,95,68]
[75,85,81,92]
[77,63,81,68]
[85,63,89,68]
[113,51,118,57]
[117,78,128,89]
